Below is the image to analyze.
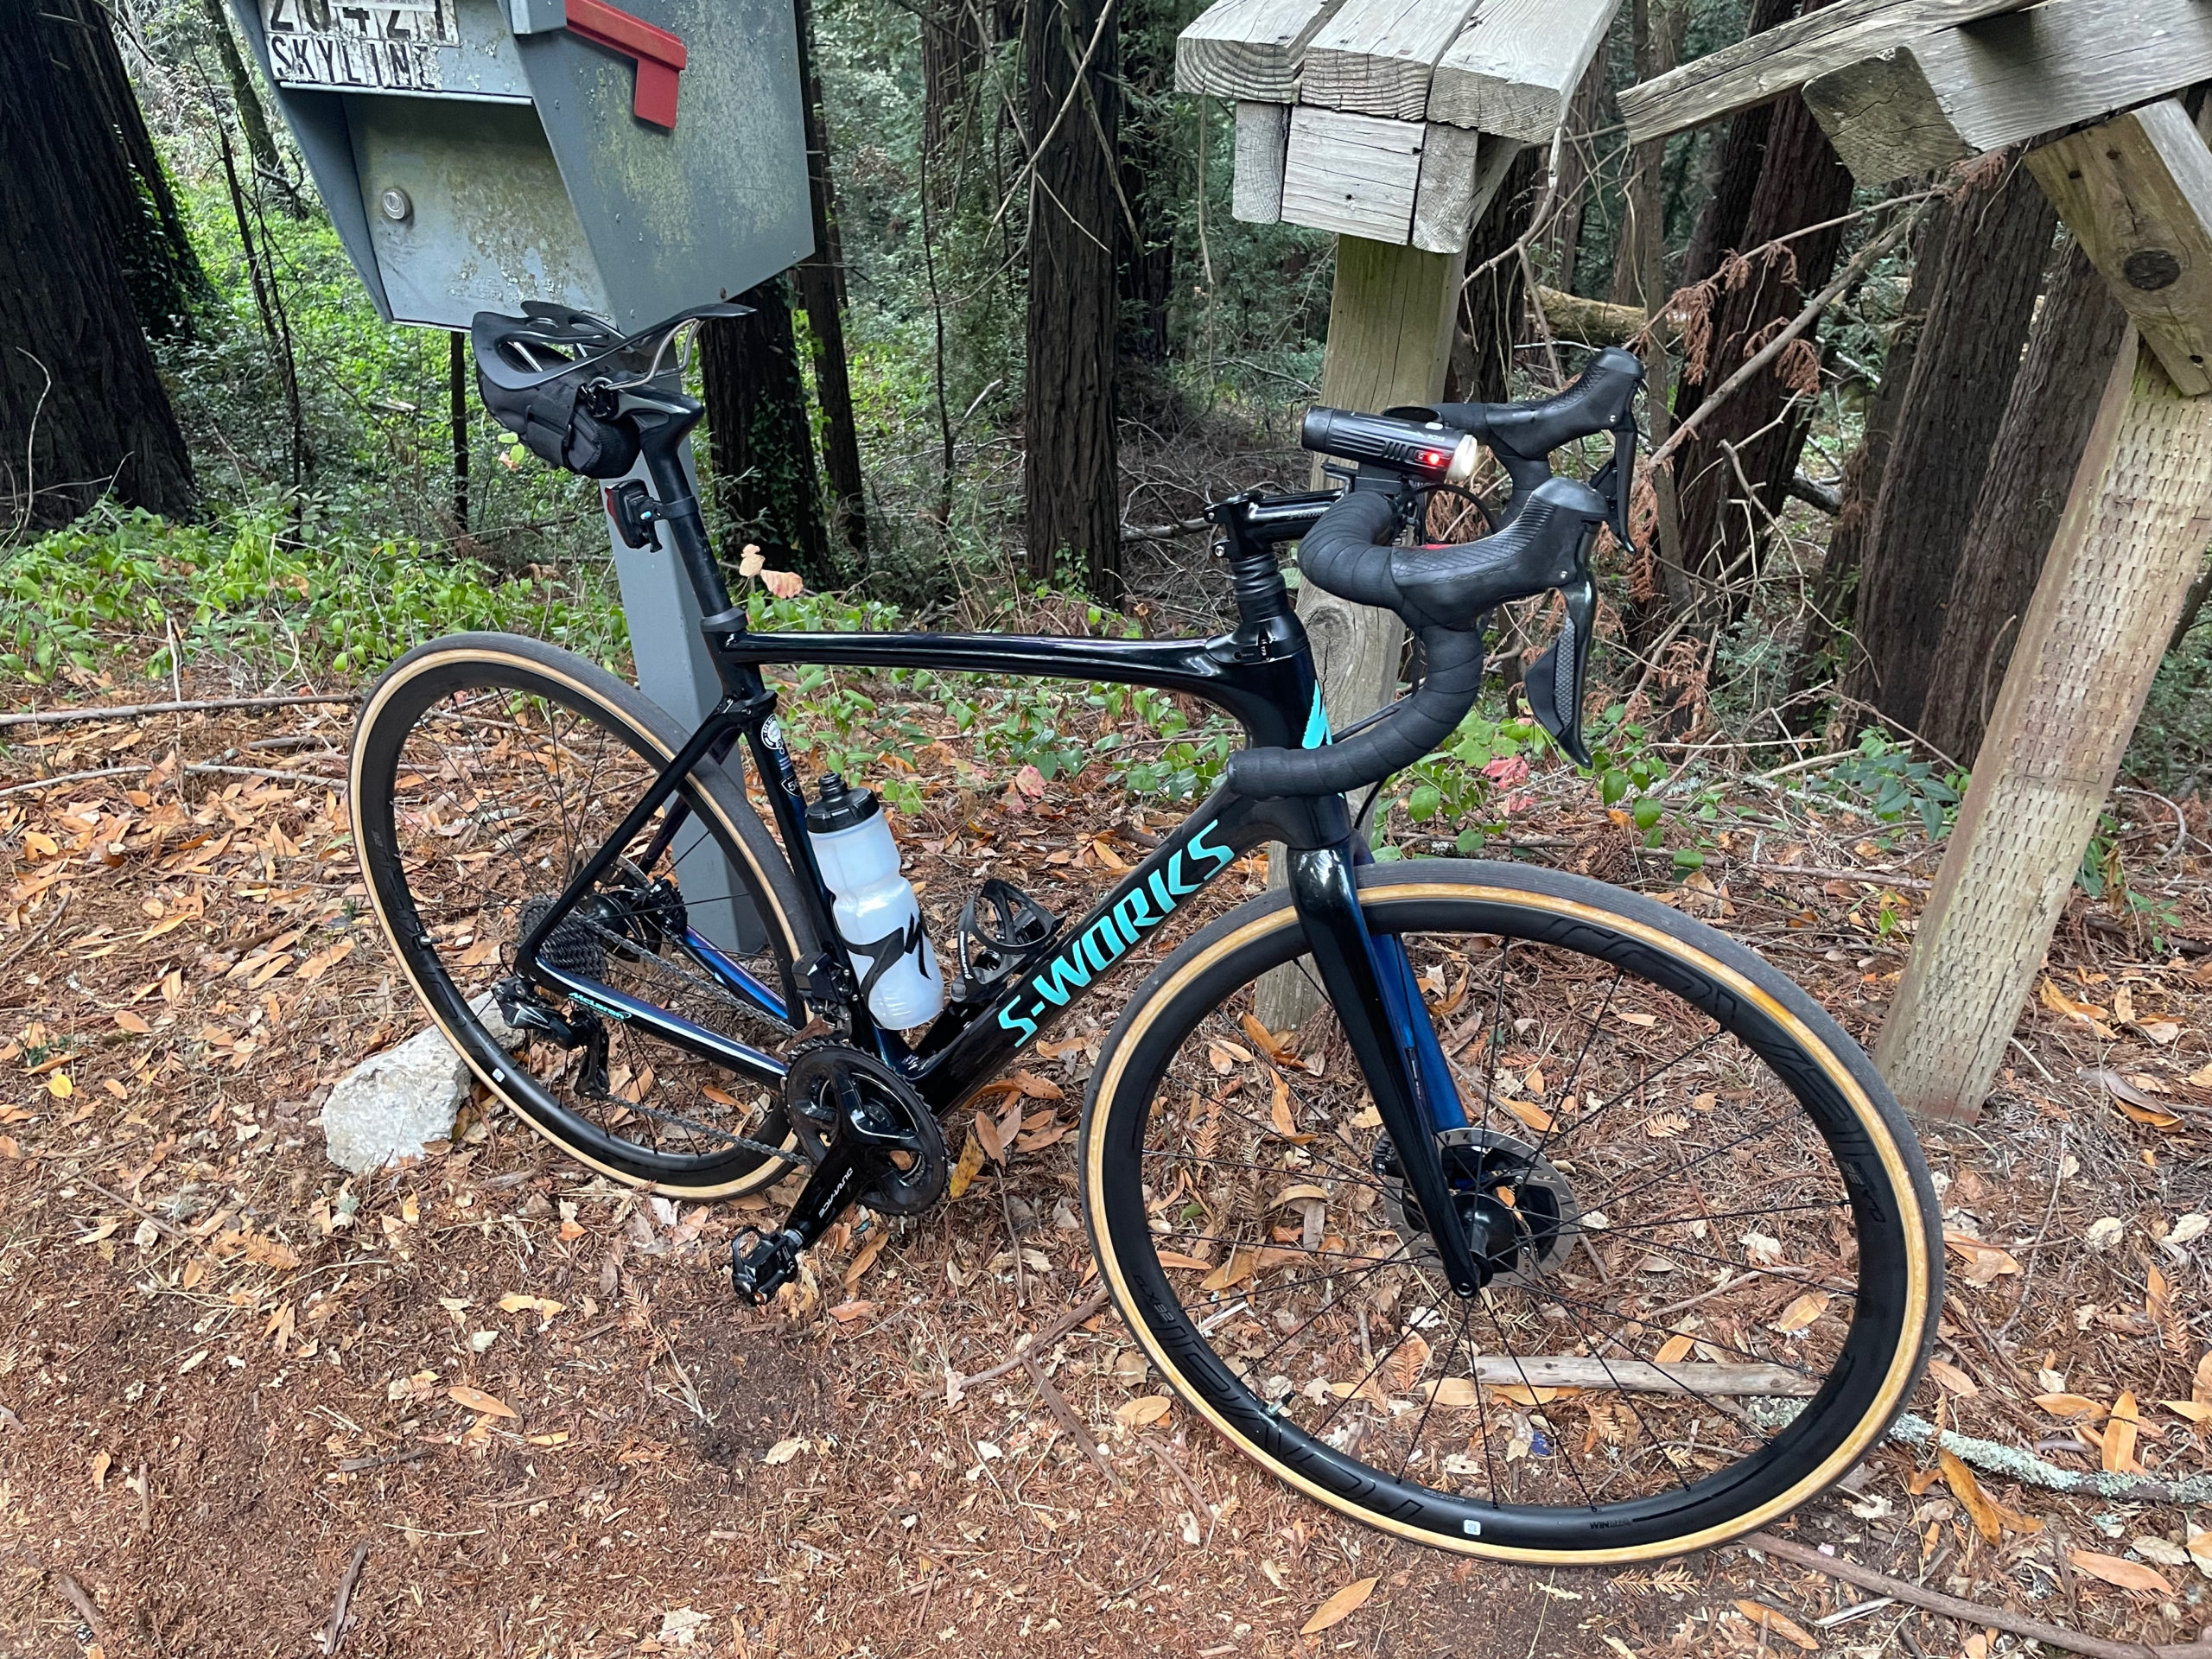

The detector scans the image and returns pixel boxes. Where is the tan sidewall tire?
[1080,861,1938,1563]
[349,632,817,1199]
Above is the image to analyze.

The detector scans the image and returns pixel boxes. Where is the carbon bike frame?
[512,404,1490,1294]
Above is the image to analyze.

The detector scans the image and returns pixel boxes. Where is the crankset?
[1373,1126,1580,1287]
[731,1043,948,1305]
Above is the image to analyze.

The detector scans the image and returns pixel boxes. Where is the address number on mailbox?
[261,2,462,93]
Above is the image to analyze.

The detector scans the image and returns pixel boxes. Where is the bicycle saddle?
[472,301,747,478]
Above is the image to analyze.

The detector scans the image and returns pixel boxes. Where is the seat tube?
[1286,844,1484,1296]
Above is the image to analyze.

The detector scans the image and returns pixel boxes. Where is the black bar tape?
[1228,626,1483,798]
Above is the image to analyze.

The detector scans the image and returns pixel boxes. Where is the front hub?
[1373,1127,1581,1289]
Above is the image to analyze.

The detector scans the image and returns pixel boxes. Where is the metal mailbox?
[232,0,811,330]
[232,0,804,950]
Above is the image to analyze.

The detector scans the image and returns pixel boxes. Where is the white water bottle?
[804,773,945,1027]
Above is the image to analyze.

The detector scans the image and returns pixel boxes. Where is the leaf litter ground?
[2,667,2211,1658]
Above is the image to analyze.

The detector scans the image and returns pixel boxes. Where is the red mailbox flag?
[564,0,687,129]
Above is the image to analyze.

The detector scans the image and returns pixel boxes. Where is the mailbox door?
[348,98,612,327]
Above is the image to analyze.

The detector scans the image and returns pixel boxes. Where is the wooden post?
[1872,336,2212,1118]
[1873,99,2212,1121]
[1256,233,1463,1031]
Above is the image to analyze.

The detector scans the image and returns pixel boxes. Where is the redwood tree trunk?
[1541,49,1609,294]
[1023,0,1122,598]
[1452,145,1541,405]
[1664,79,1854,627]
[1839,157,2056,737]
[1678,0,1799,290]
[0,0,194,527]
[792,0,868,561]
[1783,195,1955,715]
[699,276,832,587]
[1916,235,2133,762]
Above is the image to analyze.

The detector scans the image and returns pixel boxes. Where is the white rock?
[319,993,519,1173]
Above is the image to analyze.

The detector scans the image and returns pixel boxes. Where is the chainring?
[781,1041,948,1216]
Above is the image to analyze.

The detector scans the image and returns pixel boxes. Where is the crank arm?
[729,1092,908,1304]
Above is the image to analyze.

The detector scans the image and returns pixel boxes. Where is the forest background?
[4,0,2212,891]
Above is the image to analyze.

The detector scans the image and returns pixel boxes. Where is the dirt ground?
[3,673,2212,1659]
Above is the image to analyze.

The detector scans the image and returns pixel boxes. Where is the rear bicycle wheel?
[1083,860,1938,1561]
[350,632,817,1197]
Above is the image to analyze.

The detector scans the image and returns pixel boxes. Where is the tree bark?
[1608,0,1687,310]
[1783,194,1954,716]
[1678,0,1801,290]
[699,276,833,588]
[1023,0,1122,599]
[791,0,868,562]
[1451,145,1541,404]
[448,332,469,534]
[0,0,194,528]
[200,0,282,186]
[1664,96,1853,628]
[1917,235,2133,763]
[1541,47,1611,295]
[1116,0,1174,364]
[59,0,207,340]
[923,0,988,180]
[1840,156,2056,738]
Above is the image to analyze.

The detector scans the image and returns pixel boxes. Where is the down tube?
[912,791,1274,1112]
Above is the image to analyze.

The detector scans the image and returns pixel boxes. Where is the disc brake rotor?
[1374,1126,1581,1286]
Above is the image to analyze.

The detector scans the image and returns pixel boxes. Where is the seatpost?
[628,399,739,626]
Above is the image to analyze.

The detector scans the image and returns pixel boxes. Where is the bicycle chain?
[490,895,811,1170]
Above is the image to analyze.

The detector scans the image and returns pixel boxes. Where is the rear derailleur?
[729,1043,947,1304]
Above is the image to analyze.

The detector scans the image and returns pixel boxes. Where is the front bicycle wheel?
[1083,860,1938,1562]
[351,632,817,1197]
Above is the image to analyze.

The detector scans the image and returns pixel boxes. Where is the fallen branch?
[0,759,344,800]
[1888,1412,2212,1506]
[1532,285,1684,350]
[1120,516,1212,544]
[1788,471,1843,514]
[948,1285,1111,1402]
[334,1446,435,1473]
[323,1537,372,1657]
[1738,862,1933,892]
[1450,1356,1816,1395]
[1021,1350,1128,1494]
[49,1567,103,1634]
[0,692,353,731]
[1743,1530,2209,1659]
[1649,199,1933,473]
[73,1177,190,1244]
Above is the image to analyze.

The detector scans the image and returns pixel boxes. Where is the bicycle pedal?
[730,1224,803,1304]
[948,879,1059,1002]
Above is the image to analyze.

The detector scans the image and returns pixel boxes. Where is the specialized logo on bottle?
[997,820,1234,1045]
[849,912,936,1006]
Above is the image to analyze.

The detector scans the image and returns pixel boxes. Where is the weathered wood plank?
[1279,105,1426,242]
[1617,0,2032,146]
[2028,101,2212,397]
[1300,0,1481,122]
[1176,0,1348,102]
[1231,100,1292,222]
[1806,0,2212,186]
[1431,1358,1820,1396]
[1874,339,2212,1120]
[1411,127,1521,254]
[1427,0,1620,142]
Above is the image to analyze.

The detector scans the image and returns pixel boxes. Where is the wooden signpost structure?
[1178,0,2212,1119]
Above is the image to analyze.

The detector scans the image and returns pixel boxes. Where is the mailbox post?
[231,0,812,950]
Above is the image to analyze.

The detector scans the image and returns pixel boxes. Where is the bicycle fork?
[1285,844,1485,1297]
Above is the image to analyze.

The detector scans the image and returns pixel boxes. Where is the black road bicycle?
[350,300,1939,1564]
